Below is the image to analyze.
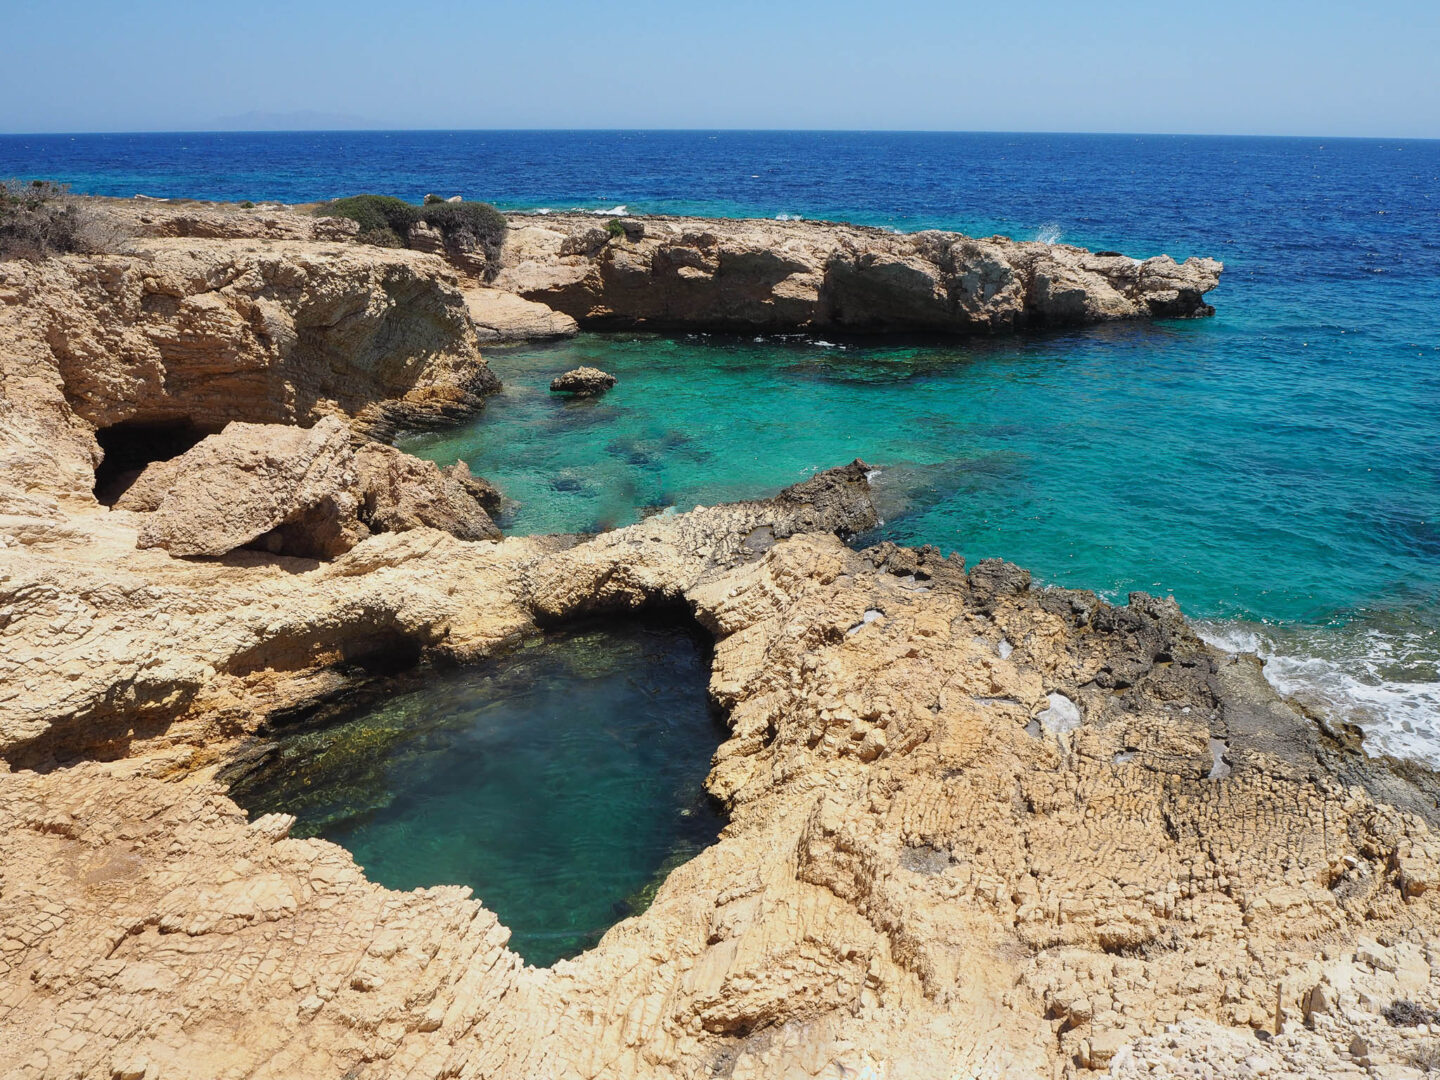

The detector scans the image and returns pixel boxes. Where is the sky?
[5,0,1439,138]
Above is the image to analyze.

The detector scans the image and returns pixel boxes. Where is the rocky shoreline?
[2,200,1438,1080]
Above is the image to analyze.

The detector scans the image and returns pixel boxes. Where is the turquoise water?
[228,623,725,966]
[11,135,1436,770]
[405,322,1440,762]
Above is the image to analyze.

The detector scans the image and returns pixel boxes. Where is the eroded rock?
[496,213,1223,334]
[134,417,364,558]
[549,366,617,396]
[354,442,500,541]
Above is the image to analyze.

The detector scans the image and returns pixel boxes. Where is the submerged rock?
[550,366,618,396]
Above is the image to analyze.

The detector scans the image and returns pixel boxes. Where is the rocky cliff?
[0,211,498,526]
[2,463,1438,1079]
[496,213,1223,333]
[4,206,1436,1080]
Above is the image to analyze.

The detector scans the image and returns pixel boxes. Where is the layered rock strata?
[0,214,498,528]
[3,462,1439,1079]
[495,213,1224,333]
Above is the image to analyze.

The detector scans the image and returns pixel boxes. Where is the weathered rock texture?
[2,203,1430,1080]
[0,205,498,529]
[3,463,1439,1079]
[495,213,1224,334]
[463,286,578,343]
[549,366,617,396]
[130,416,363,558]
[354,441,501,542]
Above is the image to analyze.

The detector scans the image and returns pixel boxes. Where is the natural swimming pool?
[228,621,726,967]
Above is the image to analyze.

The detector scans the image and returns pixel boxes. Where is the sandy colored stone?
[132,417,362,558]
[4,213,1439,1080]
[494,212,1223,333]
[3,463,1440,1079]
[354,441,500,541]
[463,285,577,342]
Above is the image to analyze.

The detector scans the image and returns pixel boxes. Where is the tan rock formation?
[495,213,1224,333]
[354,441,501,541]
[462,285,579,343]
[0,219,498,526]
[3,462,1439,1079]
[4,206,1434,1080]
[128,416,361,558]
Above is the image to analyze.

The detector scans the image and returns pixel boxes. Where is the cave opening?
[93,418,217,505]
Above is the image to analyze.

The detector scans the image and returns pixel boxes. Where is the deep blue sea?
[3,130,1437,763]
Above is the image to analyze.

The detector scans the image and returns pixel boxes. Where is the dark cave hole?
[93,419,217,505]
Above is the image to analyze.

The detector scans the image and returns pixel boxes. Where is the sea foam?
[1198,618,1440,766]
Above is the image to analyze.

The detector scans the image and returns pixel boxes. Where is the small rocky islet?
[2,197,1438,1079]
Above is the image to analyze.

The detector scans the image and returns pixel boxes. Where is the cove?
[228,621,725,967]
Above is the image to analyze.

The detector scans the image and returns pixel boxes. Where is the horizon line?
[3,126,1438,142]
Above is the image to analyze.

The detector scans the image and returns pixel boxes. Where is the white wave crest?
[1198,618,1440,766]
[1034,222,1063,245]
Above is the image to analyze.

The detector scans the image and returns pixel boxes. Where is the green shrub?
[0,179,120,261]
[318,194,418,237]
[605,218,626,239]
[239,200,255,209]
[424,194,444,205]
[415,200,507,268]
[315,194,507,278]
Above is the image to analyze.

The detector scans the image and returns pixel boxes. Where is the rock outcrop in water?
[4,205,1437,1080]
[496,213,1224,333]
[549,366,617,396]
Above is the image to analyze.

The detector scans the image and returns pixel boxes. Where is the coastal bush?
[416,200,507,268]
[317,194,507,276]
[319,194,418,244]
[606,218,626,239]
[0,179,119,261]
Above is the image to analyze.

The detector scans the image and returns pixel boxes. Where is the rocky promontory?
[7,202,1439,1080]
[496,212,1223,333]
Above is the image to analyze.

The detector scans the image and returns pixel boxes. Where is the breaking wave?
[1197,611,1440,766]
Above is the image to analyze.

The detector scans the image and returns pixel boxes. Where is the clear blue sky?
[5,0,1438,137]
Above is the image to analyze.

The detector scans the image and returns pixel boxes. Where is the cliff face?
[0,227,497,519]
[495,214,1223,333]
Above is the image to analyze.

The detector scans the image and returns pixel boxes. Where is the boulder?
[463,287,578,343]
[134,416,364,558]
[550,367,617,396]
[354,443,500,541]
[442,459,502,513]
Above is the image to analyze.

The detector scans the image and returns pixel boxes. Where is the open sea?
[4,130,1437,765]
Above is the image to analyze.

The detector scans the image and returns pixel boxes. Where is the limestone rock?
[463,286,578,343]
[134,417,364,558]
[549,366,617,396]
[354,442,500,541]
[494,212,1223,334]
[442,459,502,513]
[0,207,498,523]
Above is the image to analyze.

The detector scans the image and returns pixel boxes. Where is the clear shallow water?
[4,130,1437,759]
[228,623,725,967]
